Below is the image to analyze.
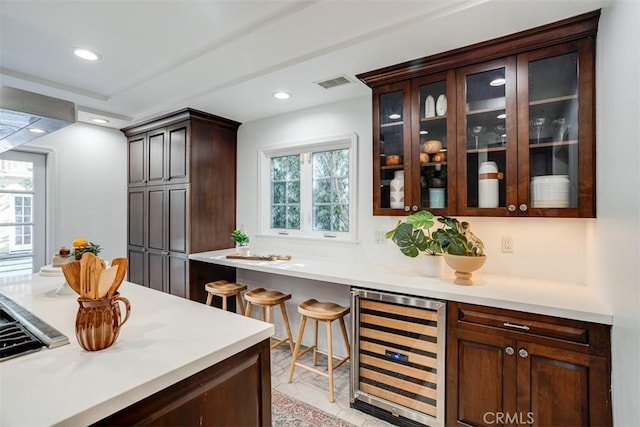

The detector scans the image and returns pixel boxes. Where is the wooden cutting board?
[226,254,292,261]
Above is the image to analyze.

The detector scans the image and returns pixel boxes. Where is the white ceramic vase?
[390,170,405,209]
[423,254,444,277]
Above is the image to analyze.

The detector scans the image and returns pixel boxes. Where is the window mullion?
[300,153,313,232]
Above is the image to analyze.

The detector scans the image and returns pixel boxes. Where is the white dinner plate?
[424,95,435,118]
[436,94,447,116]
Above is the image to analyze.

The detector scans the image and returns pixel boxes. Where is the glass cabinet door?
[517,42,591,215]
[457,59,517,215]
[373,82,411,214]
[412,72,455,213]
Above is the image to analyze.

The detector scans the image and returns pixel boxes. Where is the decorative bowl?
[443,254,486,285]
[385,155,403,166]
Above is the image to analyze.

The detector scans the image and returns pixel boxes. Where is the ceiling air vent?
[315,75,353,89]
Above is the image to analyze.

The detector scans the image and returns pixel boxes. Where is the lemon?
[73,238,88,247]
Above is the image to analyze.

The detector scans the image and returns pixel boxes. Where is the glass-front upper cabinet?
[457,58,517,216]
[373,82,411,215]
[411,72,456,214]
[516,39,595,217]
[456,40,595,217]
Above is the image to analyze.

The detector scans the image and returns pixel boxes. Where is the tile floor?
[271,343,393,427]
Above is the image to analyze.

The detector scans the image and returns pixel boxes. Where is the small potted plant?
[386,211,486,283]
[386,210,444,277]
[434,216,486,285]
[72,238,102,260]
[231,229,250,256]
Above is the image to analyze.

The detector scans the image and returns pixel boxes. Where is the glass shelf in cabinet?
[420,161,448,167]
[529,140,578,149]
[465,146,507,154]
[420,115,447,122]
[380,121,404,128]
[529,94,577,106]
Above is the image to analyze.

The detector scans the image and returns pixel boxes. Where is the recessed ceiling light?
[91,118,109,124]
[419,130,428,135]
[72,48,101,61]
[497,113,506,119]
[490,78,506,86]
[389,113,401,120]
[273,91,291,100]
[28,128,46,134]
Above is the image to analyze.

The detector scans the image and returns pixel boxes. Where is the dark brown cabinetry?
[95,339,271,426]
[359,11,599,218]
[446,302,611,427]
[123,109,240,299]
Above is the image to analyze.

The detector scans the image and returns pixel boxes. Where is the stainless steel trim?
[350,288,446,426]
[1,86,76,151]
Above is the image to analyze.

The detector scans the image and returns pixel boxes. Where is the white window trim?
[257,133,358,242]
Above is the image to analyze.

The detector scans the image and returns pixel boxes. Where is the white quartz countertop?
[190,249,613,325]
[0,274,274,427]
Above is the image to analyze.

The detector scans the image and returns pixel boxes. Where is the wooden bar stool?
[287,299,350,403]
[204,280,247,314]
[244,288,294,352]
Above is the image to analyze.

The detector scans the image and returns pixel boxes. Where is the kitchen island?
[0,273,274,426]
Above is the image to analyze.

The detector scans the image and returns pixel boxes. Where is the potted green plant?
[231,229,250,256]
[386,210,444,277]
[434,216,486,285]
[386,211,486,283]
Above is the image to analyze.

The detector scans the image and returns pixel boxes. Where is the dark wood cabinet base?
[94,339,271,426]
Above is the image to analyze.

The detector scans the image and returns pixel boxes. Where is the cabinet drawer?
[450,302,610,355]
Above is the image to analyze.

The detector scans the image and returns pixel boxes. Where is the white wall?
[593,1,640,425]
[25,123,128,263]
[237,97,591,284]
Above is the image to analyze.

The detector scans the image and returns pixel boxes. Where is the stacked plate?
[531,175,570,208]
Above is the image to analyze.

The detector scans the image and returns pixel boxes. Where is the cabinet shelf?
[529,139,578,148]
[420,115,447,122]
[381,164,404,170]
[529,94,577,106]
[465,146,507,154]
[421,161,448,167]
[380,121,404,128]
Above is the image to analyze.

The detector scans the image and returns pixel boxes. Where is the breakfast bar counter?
[190,249,612,325]
[0,273,274,426]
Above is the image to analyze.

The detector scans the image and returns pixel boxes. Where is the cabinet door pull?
[404,206,410,212]
[519,348,529,358]
[412,205,419,212]
[503,322,530,331]
[505,346,515,355]
[519,204,528,212]
[508,204,516,212]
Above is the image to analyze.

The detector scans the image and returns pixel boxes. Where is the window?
[14,195,32,245]
[0,150,46,276]
[259,133,357,241]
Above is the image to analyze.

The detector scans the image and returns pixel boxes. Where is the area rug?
[272,389,356,427]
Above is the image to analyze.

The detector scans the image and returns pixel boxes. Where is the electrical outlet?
[375,230,387,244]
[502,235,514,253]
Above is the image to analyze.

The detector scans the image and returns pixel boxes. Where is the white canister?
[390,170,405,209]
[428,188,445,208]
[478,161,503,208]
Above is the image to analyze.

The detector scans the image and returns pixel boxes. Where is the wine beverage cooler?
[350,288,446,426]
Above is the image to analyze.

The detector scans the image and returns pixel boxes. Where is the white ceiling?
[0,0,610,130]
